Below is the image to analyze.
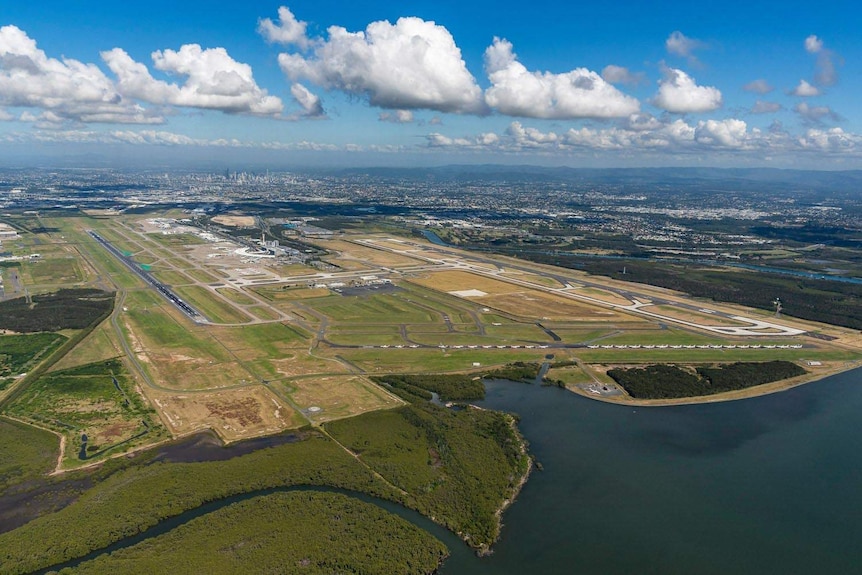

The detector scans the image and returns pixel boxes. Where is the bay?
[441,369,862,574]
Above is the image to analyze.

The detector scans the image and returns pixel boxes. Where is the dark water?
[441,370,862,574]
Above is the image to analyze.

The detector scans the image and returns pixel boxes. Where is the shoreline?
[568,359,862,407]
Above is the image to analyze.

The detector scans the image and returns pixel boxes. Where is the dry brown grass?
[315,239,425,267]
[284,375,401,422]
[147,385,302,441]
[409,270,520,295]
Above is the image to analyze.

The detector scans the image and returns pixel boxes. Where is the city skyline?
[1,0,861,168]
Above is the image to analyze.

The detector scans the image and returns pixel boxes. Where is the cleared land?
[148,385,300,441]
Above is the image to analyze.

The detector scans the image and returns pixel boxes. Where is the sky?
[1,0,861,168]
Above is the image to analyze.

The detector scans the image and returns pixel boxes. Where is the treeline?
[374,363,542,405]
[373,374,485,402]
[0,289,114,332]
[608,361,807,399]
[64,492,447,575]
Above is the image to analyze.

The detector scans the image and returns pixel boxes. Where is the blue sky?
[1,0,861,168]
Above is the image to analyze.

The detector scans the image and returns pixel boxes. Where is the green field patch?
[209,323,309,357]
[545,364,595,386]
[172,285,251,324]
[283,375,401,421]
[21,258,84,285]
[332,347,549,373]
[66,491,447,575]
[0,416,60,492]
[151,269,194,286]
[600,329,732,346]
[407,333,504,346]
[245,305,281,320]
[483,323,555,342]
[214,287,256,305]
[146,232,207,247]
[579,348,856,364]
[49,322,121,372]
[184,267,221,283]
[5,358,166,468]
[306,293,437,324]
[328,332,408,346]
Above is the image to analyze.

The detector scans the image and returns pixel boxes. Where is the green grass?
[306,294,437,324]
[21,258,84,285]
[245,305,281,320]
[0,416,59,492]
[334,348,550,373]
[151,269,194,286]
[172,285,251,324]
[5,359,166,467]
[214,287,257,305]
[577,348,859,364]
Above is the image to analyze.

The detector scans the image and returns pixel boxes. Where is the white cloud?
[694,119,748,148]
[278,15,485,114]
[289,83,324,117]
[0,25,161,125]
[258,6,311,49]
[790,79,820,97]
[652,67,722,113]
[379,110,414,123]
[666,31,705,62]
[804,35,823,54]
[743,79,773,94]
[798,127,860,152]
[103,45,283,116]
[601,65,645,86]
[0,107,12,121]
[751,100,781,114]
[484,38,639,119]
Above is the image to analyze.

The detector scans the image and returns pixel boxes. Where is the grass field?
[0,416,59,491]
[305,293,437,324]
[315,239,425,267]
[21,257,84,285]
[48,322,121,372]
[185,267,221,284]
[152,269,194,286]
[252,285,331,301]
[172,285,251,324]
[281,375,401,422]
[0,333,67,390]
[329,347,551,373]
[245,305,282,320]
[215,287,257,305]
[5,358,167,468]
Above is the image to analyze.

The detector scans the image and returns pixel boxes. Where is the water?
[441,370,862,574]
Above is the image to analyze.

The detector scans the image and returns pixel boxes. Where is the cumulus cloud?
[379,110,414,123]
[484,38,639,119]
[666,31,705,63]
[289,83,324,117]
[743,79,773,94]
[601,65,646,86]
[694,119,748,148]
[277,15,485,114]
[652,67,722,113]
[0,25,162,125]
[751,100,781,114]
[258,6,311,49]
[103,45,283,116]
[790,79,820,97]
